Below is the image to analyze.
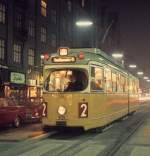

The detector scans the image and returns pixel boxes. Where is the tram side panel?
[128,78,139,113]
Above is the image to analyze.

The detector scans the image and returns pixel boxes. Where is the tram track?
[47,105,149,156]
[99,108,149,156]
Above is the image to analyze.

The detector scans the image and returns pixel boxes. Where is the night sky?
[113,1,150,75]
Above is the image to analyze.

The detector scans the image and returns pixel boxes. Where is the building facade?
[0,0,120,97]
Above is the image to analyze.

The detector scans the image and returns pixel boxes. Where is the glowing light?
[129,64,137,68]
[58,106,66,115]
[59,47,68,56]
[76,21,93,27]
[144,77,149,80]
[41,53,49,60]
[137,72,144,75]
[112,53,123,59]
[78,52,85,60]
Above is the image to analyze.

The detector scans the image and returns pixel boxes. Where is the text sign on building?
[10,72,25,84]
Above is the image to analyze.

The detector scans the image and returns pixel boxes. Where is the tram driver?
[64,72,83,91]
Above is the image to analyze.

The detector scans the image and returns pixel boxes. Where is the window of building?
[28,20,35,37]
[41,0,47,17]
[28,48,34,66]
[40,26,46,42]
[51,34,56,47]
[50,9,56,24]
[13,44,21,63]
[68,1,72,12]
[91,66,104,91]
[0,39,5,60]
[16,13,23,29]
[0,3,5,24]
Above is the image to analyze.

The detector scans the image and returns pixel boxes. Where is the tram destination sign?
[51,56,76,63]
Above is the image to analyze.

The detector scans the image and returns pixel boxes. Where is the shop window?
[0,3,5,24]
[105,68,112,93]
[41,0,47,17]
[0,39,5,60]
[13,43,22,63]
[40,26,46,43]
[91,67,104,91]
[28,48,35,66]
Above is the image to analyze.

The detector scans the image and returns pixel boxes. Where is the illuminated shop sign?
[10,72,25,84]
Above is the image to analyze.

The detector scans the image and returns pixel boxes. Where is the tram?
[42,47,139,130]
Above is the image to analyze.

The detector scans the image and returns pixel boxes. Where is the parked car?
[24,97,44,122]
[0,98,25,127]
[0,97,44,128]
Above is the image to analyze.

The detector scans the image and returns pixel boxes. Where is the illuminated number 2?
[79,103,88,118]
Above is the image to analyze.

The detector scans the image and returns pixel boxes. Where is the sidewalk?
[116,105,150,156]
[0,123,44,141]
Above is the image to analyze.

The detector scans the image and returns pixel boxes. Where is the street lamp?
[112,53,123,59]
[112,52,124,65]
[75,20,93,27]
[137,71,144,75]
[129,64,137,69]
[143,76,149,80]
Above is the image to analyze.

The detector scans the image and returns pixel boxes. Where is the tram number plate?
[79,102,88,118]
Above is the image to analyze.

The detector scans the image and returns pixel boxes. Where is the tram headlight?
[58,106,66,115]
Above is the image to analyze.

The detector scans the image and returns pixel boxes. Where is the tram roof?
[69,48,125,69]
[44,48,125,69]
[43,48,138,80]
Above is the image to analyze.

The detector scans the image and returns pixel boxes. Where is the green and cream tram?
[42,48,139,130]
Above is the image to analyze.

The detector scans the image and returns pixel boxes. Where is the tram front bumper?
[42,117,90,130]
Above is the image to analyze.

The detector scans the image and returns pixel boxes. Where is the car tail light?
[42,102,47,117]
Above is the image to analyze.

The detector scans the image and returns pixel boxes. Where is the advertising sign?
[10,72,25,84]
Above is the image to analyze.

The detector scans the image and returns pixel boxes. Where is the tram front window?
[44,69,88,92]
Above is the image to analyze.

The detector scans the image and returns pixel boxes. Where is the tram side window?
[91,67,104,91]
[118,74,125,93]
[132,80,138,94]
[105,68,112,93]
[124,78,128,93]
[129,79,133,94]
[122,75,126,93]
[112,72,117,92]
